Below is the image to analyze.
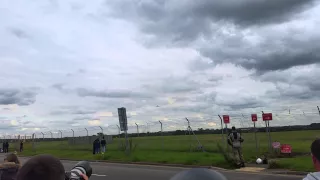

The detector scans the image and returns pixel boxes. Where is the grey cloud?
[143,76,202,94]
[201,36,320,72]
[109,0,320,72]
[0,88,37,106]
[8,27,30,39]
[259,67,320,100]
[266,86,317,100]
[52,83,64,91]
[109,0,315,44]
[77,88,153,99]
[50,109,96,116]
[214,95,265,111]
[72,116,92,121]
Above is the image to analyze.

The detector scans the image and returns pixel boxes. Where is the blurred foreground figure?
[227,126,245,167]
[170,168,227,180]
[16,154,65,180]
[0,153,21,180]
[16,154,89,180]
[303,139,320,180]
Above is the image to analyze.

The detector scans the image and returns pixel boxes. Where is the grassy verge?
[274,156,314,172]
[12,130,320,172]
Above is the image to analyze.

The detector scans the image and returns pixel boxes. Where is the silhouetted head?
[232,126,236,131]
[311,139,320,171]
[170,168,227,180]
[17,154,65,180]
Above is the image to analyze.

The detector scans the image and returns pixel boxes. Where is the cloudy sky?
[1,0,320,137]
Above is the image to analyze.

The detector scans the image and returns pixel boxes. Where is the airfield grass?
[15,130,320,171]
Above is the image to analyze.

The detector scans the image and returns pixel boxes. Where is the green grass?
[276,156,314,172]
[14,130,320,172]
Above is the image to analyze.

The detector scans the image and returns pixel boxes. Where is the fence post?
[84,128,89,144]
[41,132,44,140]
[135,123,139,137]
[116,125,120,138]
[71,129,74,144]
[218,115,225,148]
[146,122,149,136]
[98,126,103,135]
[59,130,62,138]
[50,131,53,139]
[159,121,163,151]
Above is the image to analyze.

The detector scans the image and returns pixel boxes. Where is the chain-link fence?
[0,107,320,160]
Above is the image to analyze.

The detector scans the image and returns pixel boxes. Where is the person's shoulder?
[0,162,20,170]
[303,172,320,180]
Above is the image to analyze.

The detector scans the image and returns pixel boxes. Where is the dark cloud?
[201,36,320,72]
[0,88,37,106]
[76,88,153,99]
[109,0,315,43]
[109,0,320,72]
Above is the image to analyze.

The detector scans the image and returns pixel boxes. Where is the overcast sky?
[1,0,320,137]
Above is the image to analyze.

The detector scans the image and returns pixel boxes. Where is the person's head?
[311,139,320,171]
[232,126,236,131]
[102,137,105,139]
[4,153,20,165]
[16,154,65,180]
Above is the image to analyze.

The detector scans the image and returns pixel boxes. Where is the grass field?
[14,130,320,172]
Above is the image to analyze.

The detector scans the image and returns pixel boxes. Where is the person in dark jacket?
[2,142,4,153]
[101,137,106,153]
[94,138,100,154]
[5,142,9,153]
[92,140,96,155]
[19,141,23,152]
[0,153,21,180]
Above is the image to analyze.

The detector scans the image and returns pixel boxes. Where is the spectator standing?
[19,141,23,152]
[4,142,9,153]
[0,153,21,180]
[95,138,101,154]
[101,137,106,153]
[92,140,96,155]
[227,126,245,167]
[303,139,320,179]
[2,142,4,153]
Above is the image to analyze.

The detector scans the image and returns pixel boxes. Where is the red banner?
[281,144,292,154]
[222,115,230,124]
[262,113,273,121]
[251,114,257,122]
